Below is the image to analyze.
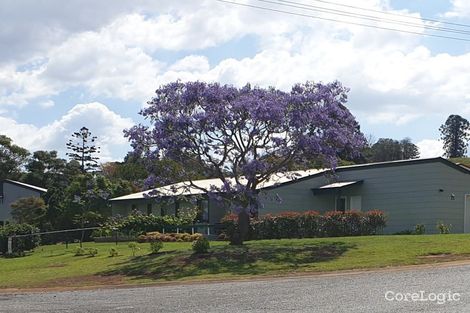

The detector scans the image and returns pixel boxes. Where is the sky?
[1,0,470,162]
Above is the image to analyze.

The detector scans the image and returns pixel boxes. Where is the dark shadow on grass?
[99,241,355,282]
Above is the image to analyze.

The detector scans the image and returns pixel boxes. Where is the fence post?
[176,227,180,234]
[162,227,165,234]
[7,236,12,254]
[191,227,194,235]
[207,225,210,236]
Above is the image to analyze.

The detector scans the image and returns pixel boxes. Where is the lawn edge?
[3,258,470,294]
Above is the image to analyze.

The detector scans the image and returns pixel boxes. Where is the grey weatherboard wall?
[260,159,470,234]
[0,181,44,223]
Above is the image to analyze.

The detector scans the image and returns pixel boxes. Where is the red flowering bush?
[221,210,386,241]
[299,211,321,238]
[363,210,386,234]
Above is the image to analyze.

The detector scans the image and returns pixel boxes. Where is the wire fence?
[4,224,222,255]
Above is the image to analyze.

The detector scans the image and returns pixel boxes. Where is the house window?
[196,199,209,223]
[336,197,347,213]
[350,196,362,211]
[147,203,152,215]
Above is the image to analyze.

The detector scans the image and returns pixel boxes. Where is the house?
[0,180,48,225]
[110,157,470,234]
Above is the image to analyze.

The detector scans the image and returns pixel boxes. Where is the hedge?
[97,211,195,237]
[221,210,386,241]
[0,223,40,255]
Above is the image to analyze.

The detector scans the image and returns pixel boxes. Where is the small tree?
[10,197,47,225]
[66,127,101,173]
[126,81,365,244]
[400,137,420,160]
[439,115,470,158]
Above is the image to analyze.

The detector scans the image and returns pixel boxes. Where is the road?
[2,264,470,313]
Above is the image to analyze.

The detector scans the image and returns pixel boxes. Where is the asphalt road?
[3,264,470,313]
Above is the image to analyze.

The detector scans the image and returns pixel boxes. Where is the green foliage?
[414,224,426,235]
[149,240,163,254]
[10,197,47,225]
[88,248,98,257]
[74,247,86,256]
[192,237,210,254]
[0,224,40,255]
[128,242,140,257]
[101,211,196,236]
[22,150,67,188]
[440,115,470,158]
[437,222,451,234]
[367,137,420,162]
[74,247,98,257]
[109,248,119,257]
[0,134,30,180]
[222,210,387,241]
[66,127,100,173]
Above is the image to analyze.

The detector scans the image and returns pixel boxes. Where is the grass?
[3,234,470,289]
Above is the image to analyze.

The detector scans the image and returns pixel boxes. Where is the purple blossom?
[125,80,366,215]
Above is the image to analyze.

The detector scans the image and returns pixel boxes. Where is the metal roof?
[110,157,467,201]
[110,169,324,201]
[3,180,48,193]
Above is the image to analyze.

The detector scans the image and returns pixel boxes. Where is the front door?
[465,195,470,233]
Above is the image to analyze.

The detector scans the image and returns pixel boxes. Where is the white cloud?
[417,139,444,158]
[0,102,134,162]
[39,100,55,108]
[1,0,470,155]
[445,0,470,18]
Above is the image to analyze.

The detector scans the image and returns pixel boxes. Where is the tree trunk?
[231,210,250,245]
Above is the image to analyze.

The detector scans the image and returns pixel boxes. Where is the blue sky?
[1,0,470,161]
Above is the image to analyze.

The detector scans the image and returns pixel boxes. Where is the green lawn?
[3,234,470,289]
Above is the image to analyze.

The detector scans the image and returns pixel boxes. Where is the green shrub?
[149,240,163,254]
[109,248,119,257]
[128,242,140,256]
[0,223,40,255]
[88,248,98,257]
[99,211,196,237]
[437,222,451,234]
[414,224,426,235]
[74,247,86,256]
[192,237,210,254]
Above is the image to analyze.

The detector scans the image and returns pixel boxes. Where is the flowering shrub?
[298,211,321,238]
[221,210,386,241]
[137,232,202,243]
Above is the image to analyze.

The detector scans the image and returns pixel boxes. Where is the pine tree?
[439,115,470,158]
[66,127,101,172]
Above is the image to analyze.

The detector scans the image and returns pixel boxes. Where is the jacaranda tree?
[125,81,366,244]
